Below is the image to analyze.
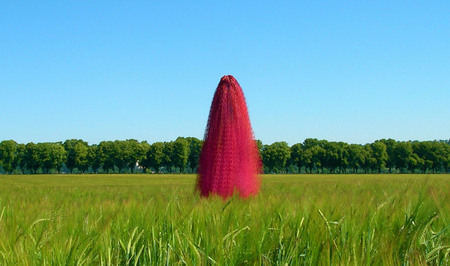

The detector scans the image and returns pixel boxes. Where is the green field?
[0,174,449,265]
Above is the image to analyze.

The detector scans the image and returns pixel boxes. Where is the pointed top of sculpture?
[219,75,236,87]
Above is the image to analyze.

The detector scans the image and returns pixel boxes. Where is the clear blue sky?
[1,1,449,145]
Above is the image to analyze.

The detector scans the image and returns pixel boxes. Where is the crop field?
[0,174,449,265]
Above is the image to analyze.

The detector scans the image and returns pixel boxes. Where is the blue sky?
[1,1,449,145]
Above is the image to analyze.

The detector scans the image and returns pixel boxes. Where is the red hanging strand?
[197,75,262,199]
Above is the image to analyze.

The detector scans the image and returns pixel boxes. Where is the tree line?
[262,139,449,174]
[0,138,448,174]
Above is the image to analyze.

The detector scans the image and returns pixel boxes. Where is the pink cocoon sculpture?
[197,75,261,199]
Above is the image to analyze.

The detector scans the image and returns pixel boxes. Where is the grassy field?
[0,174,449,265]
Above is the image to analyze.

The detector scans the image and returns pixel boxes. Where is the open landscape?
[1,174,449,264]
[2,2,450,265]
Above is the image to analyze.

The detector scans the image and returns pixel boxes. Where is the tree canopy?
[0,138,448,174]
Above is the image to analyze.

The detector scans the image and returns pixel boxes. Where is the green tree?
[371,141,388,173]
[362,144,376,173]
[323,141,348,173]
[338,142,350,173]
[379,139,396,173]
[64,139,78,173]
[407,153,423,173]
[172,137,189,173]
[348,144,365,173]
[261,142,291,173]
[290,143,304,173]
[321,141,335,173]
[37,142,66,173]
[444,142,450,172]
[430,142,448,173]
[24,142,40,174]
[412,141,434,173]
[63,139,89,173]
[186,137,202,173]
[98,141,116,173]
[112,140,127,172]
[14,143,26,173]
[88,144,101,173]
[162,141,174,173]
[0,140,18,173]
[393,141,413,173]
[301,139,326,173]
[139,141,151,173]
[122,139,146,173]
[147,142,165,173]
[73,142,89,173]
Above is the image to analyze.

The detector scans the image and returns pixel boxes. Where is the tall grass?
[0,174,449,264]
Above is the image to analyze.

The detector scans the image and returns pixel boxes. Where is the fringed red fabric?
[197,75,262,199]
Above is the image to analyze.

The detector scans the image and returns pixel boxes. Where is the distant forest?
[0,138,449,174]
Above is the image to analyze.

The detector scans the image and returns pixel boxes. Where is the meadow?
[0,174,449,265]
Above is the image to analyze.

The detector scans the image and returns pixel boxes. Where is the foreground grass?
[0,174,449,265]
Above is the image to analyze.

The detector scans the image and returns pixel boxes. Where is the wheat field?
[0,174,449,265]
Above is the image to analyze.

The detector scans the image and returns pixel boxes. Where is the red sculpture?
[197,75,261,199]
